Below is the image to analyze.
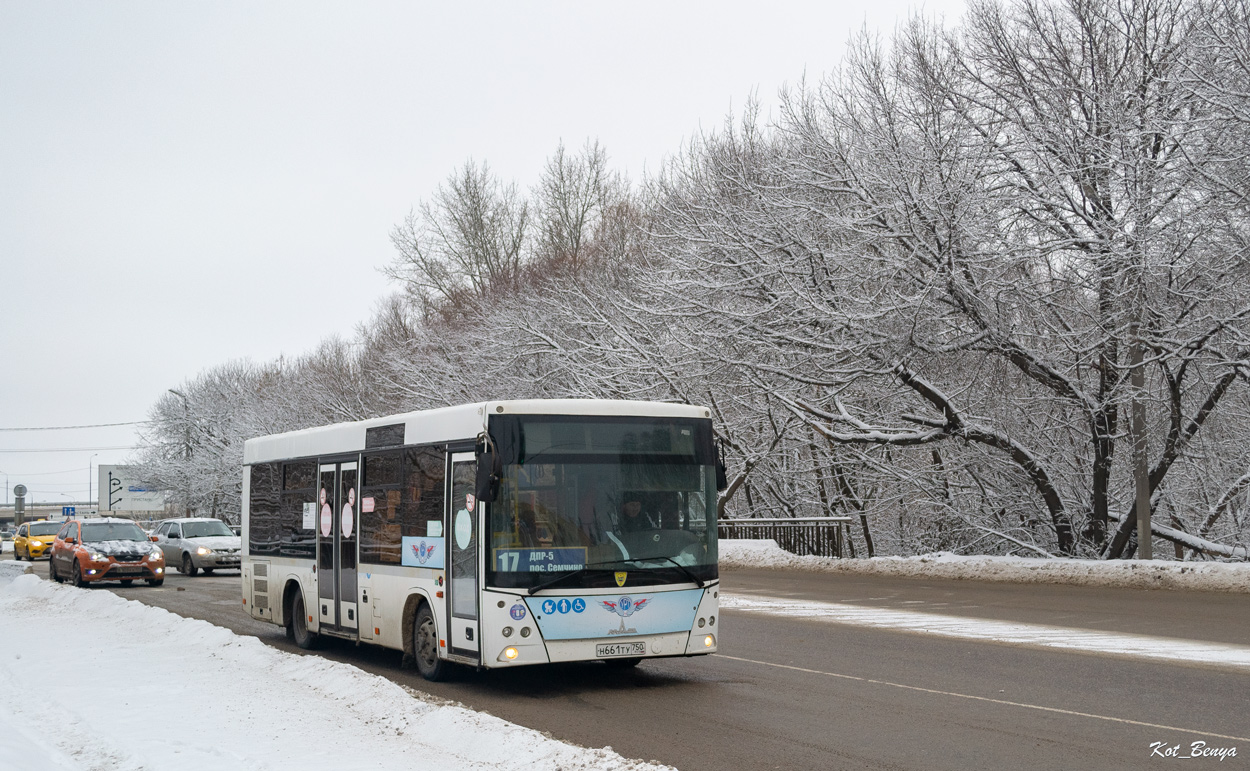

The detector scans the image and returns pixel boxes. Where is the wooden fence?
[718,517,855,558]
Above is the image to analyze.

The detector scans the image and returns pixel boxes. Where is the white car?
[152,517,242,576]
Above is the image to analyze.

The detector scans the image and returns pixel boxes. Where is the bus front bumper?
[496,629,716,666]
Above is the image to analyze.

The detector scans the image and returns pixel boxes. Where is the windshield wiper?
[526,559,625,595]
[628,555,705,588]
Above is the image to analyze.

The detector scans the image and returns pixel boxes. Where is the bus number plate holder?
[597,642,645,657]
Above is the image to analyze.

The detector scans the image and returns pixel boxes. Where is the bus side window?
[249,462,282,556]
[404,447,445,540]
[281,460,316,558]
[361,452,402,565]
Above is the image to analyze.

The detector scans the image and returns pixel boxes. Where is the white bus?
[241,399,724,680]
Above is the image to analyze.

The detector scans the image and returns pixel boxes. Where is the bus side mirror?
[475,434,502,502]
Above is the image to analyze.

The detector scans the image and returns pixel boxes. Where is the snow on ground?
[0,561,672,771]
[719,539,1250,593]
[719,593,1250,671]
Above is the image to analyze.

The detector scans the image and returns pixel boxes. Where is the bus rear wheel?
[290,592,318,650]
[413,604,449,682]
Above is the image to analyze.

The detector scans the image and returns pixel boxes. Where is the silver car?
[153,517,241,576]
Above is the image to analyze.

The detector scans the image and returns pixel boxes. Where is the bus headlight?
[502,626,513,637]
[703,635,715,648]
[503,647,519,660]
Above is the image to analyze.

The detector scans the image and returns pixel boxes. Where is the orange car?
[49,518,165,587]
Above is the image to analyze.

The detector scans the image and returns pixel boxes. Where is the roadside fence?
[717,517,855,558]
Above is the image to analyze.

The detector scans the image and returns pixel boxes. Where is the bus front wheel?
[413,604,450,682]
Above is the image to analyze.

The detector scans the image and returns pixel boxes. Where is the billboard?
[98,465,166,513]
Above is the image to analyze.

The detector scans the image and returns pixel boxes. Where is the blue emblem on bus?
[601,595,650,617]
[541,599,556,615]
[572,598,586,613]
[510,604,527,620]
[412,540,436,564]
[557,598,571,614]
[600,595,651,636]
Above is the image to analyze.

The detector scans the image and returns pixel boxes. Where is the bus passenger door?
[318,464,337,629]
[338,461,359,631]
[316,461,359,636]
[446,452,479,658]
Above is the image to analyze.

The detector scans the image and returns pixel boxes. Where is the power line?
[0,421,150,432]
[0,467,100,476]
[6,480,89,487]
[0,446,143,453]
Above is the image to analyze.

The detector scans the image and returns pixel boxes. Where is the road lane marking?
[722,593,1250,670]
[716,654,1250,743]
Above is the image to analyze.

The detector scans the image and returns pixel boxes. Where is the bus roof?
[242,399,710,465]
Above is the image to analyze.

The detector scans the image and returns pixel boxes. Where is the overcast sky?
[0,0,964,507]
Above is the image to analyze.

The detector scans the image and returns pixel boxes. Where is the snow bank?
[719,539,1250,593]
[0,571,673,771]
[0,558,32,579]
[720,594,1250,670]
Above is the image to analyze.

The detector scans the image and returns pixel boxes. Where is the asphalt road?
[8,553,1248,770]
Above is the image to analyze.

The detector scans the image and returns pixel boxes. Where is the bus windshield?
[487,415,719,590]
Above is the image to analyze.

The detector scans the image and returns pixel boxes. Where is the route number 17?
[498,552,520,571]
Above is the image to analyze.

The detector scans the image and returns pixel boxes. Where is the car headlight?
[149,549,162,561]
[196,547,211,555]
[89,553,108,562]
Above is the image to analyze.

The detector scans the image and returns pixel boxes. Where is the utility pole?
[168,389,190,516]
[89,453,99,514]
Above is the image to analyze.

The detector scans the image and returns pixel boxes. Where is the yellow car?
[14,520,62,560]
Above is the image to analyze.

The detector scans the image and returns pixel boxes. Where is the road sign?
[62,506,75,517]
[13,484,26,497]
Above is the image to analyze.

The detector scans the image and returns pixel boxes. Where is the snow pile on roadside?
[0,558,32,578]
[0,572,674,771]
[719,539,1250,593]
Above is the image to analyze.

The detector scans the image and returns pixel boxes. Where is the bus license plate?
[597,642,645,658]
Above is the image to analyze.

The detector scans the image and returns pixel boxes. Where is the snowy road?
[5,549,1247,770]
